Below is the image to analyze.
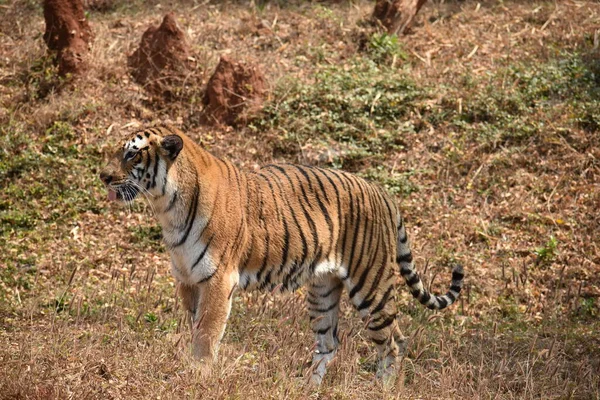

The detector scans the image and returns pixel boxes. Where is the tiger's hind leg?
[346,266,407,385]
[306,274,343,386]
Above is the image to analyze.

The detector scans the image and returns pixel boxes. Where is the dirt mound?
[43,0,93,75]
[373,0,428,34]
[128,12,191,95]
[202,56,267,126]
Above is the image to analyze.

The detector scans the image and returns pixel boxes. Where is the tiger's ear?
[160,135,184,161]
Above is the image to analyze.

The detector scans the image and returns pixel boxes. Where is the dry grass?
[1,0,599,399]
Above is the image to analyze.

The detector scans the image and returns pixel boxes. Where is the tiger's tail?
[396,216,464,310]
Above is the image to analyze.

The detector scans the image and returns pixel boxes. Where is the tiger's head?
[99,128,184,202]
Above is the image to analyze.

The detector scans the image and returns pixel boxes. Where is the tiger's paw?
[190,358,214,380]
[308,372,324,387]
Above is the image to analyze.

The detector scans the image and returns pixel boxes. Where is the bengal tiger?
[99,124,464,385]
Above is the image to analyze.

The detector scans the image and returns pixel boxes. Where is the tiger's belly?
[239,257,342,292]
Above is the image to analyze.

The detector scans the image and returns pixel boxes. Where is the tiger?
[99,124,464,385]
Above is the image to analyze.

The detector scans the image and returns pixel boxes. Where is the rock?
[373,0,428,35]
[202,56,267,126]
[128,12,191,95]
[43,0,93,75]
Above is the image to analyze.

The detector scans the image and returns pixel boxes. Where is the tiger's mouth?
[106,184,140,202]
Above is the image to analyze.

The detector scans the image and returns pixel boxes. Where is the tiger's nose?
[99,171,113,185]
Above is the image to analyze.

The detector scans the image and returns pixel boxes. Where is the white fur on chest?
[169,230,217,285]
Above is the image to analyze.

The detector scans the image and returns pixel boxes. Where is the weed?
[534,235,558,265]
[359,165,419,196]
[576,298,598,319]
[257,58,427,159]
[144,312,158,323]
[367,32,407,64]
[432,52,600,150]
[129,225,164,252]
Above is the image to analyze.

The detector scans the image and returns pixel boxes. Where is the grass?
[1,0,600,398]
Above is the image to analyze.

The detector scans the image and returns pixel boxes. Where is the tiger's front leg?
[182,273,236,368]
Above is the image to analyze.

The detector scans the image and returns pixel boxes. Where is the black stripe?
[349,178,371,280]
[301,168,335,255]
[396,253,413,264]
[352,240,384,307]
[151,152,159,188]
[368,314,396,331]
[165,191,178,212]
[315,326,331,335]
[324,169,345,269]
[256,232,270,283]
[347,186,377,298]
[344,179,363,278]
[370,285,394,316]
[141,148,152,177]
[356,232,389,311]
[191,235,214,270]
[406,274,420,287]
[280,217,291,273]
[372,337,387,346]
[380,193,396,230]
[452,270,465,281]
[308,300,339,313]
[315,282,343,298]
[446,291,457,303]
[285,167,320,260]
[305,167,330,203]
[306,296,320,306]
[450,284,462,293]
[148,127,162,137]
[398,229,408,243]
[259,172,282,220]
[161,170,167,196]
[173,168,199,247]
[267,168,307,275]
[197,270,215,284]
[354,190,387,309]
[436,296,448,309]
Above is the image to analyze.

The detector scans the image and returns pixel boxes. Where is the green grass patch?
[0,121,105,260]
[434,52,600,149]
[128,225,164,252]
[254,58,428,159]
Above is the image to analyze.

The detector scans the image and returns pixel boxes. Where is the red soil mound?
[202,56,267,126]
[128,12,191,95]
[43,0,93,75]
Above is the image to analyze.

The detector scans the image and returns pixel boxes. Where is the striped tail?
[396,216,464,310]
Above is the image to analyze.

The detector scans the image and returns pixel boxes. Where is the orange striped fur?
[100,125,464,384]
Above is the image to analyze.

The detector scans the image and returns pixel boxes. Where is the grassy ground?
[1,0,599,398]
